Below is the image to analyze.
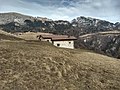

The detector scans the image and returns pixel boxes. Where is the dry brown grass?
[0,41,120,90]
[0,34,23,41]
[0,30,23,41]
[14,32,53,40]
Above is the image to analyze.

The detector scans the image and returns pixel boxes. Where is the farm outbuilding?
[37,34,76,49]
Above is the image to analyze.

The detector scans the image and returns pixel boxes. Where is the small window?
[69,42,71,44]
[47,40,49,42]
[57,44,60,47]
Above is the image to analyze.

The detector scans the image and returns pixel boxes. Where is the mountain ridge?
[0,12,120,34]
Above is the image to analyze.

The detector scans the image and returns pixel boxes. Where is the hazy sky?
[0,0,120,22]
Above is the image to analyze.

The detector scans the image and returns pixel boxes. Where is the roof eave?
[51,39,77,41]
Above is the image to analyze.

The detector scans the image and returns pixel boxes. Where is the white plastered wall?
[53,40,74,49]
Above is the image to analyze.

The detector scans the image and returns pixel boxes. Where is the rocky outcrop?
[0,12,35,25]
[69,16,118,37]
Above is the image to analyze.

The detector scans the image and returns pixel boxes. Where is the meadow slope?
[0,41,120,90]
[0,30,23,41]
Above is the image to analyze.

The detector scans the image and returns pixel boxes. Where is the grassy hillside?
[0,41,120,90]
[0,34,23,41]
[14,32,53,40]
[0,30,23,41]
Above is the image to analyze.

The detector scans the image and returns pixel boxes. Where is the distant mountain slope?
[0,12,34,25]
[69,16,118,36]
[78,31,120,58]
[0,41,120,90]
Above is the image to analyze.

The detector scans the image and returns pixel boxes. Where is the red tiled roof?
[38,35,77,41]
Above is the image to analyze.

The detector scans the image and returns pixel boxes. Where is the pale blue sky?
[0,0,120,22]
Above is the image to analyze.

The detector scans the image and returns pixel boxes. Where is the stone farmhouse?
[37,34,77,49]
